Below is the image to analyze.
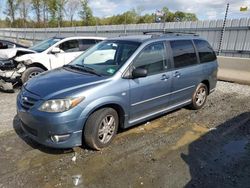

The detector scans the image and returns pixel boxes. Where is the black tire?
[21,67,44,84]
[189,83,208,110]
[84,108,119,150]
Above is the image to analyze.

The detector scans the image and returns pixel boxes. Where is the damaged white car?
[0,36,105,91]
[0,48,35,91]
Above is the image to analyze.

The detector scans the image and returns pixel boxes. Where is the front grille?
[19,88,40,110]
[20,95,38,110]
[22,122,38,136]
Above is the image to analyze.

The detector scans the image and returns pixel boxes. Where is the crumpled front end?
[0,59,26,92]
[0,48,35,92]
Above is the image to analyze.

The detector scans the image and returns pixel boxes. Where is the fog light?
[51,134,70,143]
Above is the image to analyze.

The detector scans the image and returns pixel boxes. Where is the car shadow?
[182,112,250,188]
[13,115,74,154]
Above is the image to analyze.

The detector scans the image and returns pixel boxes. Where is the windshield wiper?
[75,64,102,77]
[63,64,83,71]
[64,64,101,77]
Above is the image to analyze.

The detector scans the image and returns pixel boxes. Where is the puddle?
[223,139,248,157]
[171,124,208,150]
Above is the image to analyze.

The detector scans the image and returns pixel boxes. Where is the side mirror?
[132,68,147,79]
[50,47,61,54]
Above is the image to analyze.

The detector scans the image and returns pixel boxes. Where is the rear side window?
[133,42,167,75]
[79,39,97,51]
[170,40,197,68]
[194,39,216,63]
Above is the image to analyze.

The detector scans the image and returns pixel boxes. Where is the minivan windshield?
[29,38,62,53]
[69,40,140,76]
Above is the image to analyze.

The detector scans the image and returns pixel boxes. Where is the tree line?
[0,0,198,28]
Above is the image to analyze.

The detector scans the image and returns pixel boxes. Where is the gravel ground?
[0,91,17,135]
[0,81,249,188]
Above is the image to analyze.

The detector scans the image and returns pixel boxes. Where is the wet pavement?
[0,81,250,188]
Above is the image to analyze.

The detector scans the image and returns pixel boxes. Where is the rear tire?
[21,67,44,84]
[189,83,208,110]
[83,108,118,150]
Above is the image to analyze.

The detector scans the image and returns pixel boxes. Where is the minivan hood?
[24,67,109,99]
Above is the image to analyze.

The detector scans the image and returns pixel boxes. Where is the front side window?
[194,39,216,63]
[59,40,79,52]
[0,41,12,49]
[170,40,197,68]
[133,42,167,75]
[0,42,5,49]
[70,40,140,76]
[3,42,14,48]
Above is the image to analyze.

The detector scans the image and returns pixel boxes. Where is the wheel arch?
[27,62,48,71]
[201,80,210,94]
[83,101,127,130]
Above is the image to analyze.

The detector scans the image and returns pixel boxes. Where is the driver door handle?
[161,74,169,81]
[174,71,181,78]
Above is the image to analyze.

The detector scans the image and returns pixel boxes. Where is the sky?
[0,0,249,20]
[89,0,250,20]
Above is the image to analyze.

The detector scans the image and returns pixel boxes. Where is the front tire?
[83,108,119,150]
[189,83,208,110]
[21,67,44,84]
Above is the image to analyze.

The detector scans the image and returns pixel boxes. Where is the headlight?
[38,97,85,112]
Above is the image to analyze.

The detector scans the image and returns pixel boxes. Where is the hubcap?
[29,71,41,79]
[98,115,116,144]
[195,87,206,106]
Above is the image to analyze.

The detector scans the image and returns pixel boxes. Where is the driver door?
[129,42,172,123]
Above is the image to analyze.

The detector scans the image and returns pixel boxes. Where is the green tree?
[138,13,155,23]
[48,0,58,26]
[5,0,20,26]
[183,13,198,21]
[65,0,81,27]
[57,0,67,27]
[31,0,42,24]
[174,11,186,22]
[79,0,94,26]
[18,0,31,27]
[42,0,49,26]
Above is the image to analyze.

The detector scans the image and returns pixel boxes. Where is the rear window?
[194,39,216,63]
[170,40,197,68]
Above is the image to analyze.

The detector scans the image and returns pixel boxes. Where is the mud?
[0,81,250,188]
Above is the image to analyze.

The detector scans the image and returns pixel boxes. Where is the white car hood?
[0,48,36,59]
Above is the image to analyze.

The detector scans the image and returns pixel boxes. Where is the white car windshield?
[69,40,140,76]
[29,38,62,53]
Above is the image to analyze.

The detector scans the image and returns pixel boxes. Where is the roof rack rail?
[143,30,199,37]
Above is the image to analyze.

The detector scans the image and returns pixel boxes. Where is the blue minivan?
[17,33,218,150]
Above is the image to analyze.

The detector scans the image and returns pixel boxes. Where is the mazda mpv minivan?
[17,32,218,150]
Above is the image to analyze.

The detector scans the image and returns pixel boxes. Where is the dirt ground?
[0,81,250,188]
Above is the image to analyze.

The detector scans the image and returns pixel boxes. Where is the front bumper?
[16,90,86,149]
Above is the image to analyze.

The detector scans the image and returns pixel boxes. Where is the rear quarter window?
[170,40,197,68]
[194,39,216,63]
